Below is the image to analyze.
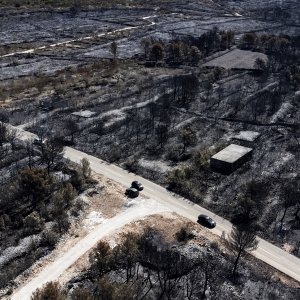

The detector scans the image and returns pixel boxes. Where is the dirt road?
[8,133,300,300]
[11,199,169,300]
[0,15,156,59]
[63,147,300,282]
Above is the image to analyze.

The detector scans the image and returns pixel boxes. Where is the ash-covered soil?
[1,0,298,81]
[0,0,299,294]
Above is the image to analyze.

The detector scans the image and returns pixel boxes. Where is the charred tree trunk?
[232,250,242,277]
[280,206,289,232]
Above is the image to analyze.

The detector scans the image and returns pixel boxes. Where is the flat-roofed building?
[210,144,253,174]
[232,131,261,148]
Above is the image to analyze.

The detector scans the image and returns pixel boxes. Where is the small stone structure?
[71,110,96,119]
[232,131,260,147]
[210,144,253,174]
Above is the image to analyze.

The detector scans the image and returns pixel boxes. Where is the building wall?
[210,150,253,174]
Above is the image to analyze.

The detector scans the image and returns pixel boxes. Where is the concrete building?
[232,131,261,148]
[210,144,253,174]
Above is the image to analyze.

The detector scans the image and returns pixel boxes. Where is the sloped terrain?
[0,0,299,296]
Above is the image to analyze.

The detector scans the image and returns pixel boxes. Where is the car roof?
[199,214,209,218]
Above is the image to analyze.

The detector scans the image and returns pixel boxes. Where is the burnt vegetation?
[0,0,300,296]
[33,227,298,300]
[0,139,94,289]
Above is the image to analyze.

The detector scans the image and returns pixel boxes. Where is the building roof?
[233,131,261,142]
[71,110,96,118]
[211,144,253,164]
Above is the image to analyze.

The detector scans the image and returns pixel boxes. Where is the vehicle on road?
[197,214,216,228]
[131,180,143,191]
[125,187,139,198]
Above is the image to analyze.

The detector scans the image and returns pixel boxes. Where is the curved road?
[5,9,299,298]
[62,147,300,282]
[7,130,300,299]
[11,200,169,300]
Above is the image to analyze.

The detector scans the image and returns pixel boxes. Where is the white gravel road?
[11,199,169,300]
[7,124,300,299]
[62,147,300,283]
